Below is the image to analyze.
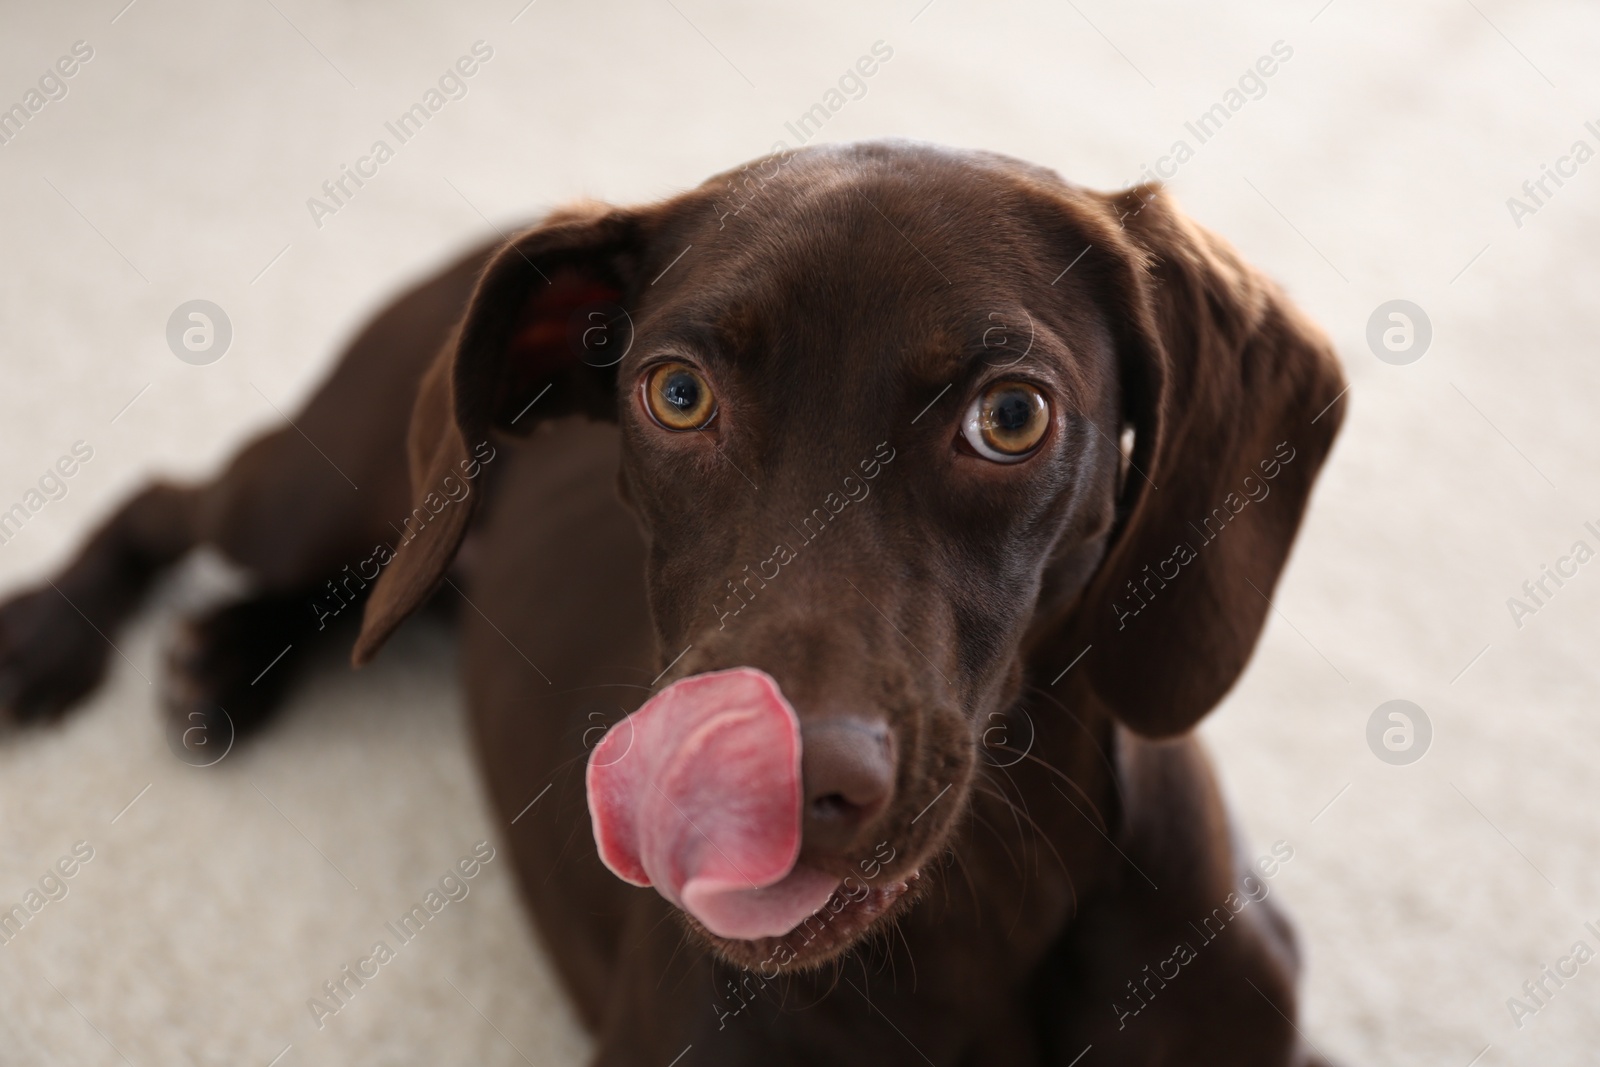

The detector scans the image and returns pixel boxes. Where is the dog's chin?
[687,868,926,972]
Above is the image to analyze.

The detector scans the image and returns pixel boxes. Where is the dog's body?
[0,141,1344,1065]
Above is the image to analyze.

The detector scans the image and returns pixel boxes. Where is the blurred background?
[1,0,1596,1063]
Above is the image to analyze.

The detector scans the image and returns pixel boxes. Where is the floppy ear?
[1056,184,1348,737]
[352,203,656,665]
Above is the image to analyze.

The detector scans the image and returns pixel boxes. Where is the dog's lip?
[695,866,924,966]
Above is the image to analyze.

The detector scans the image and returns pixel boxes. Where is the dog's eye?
[644,362,716,430]
[962,382,1050,461]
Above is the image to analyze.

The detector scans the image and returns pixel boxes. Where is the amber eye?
[644,362,716,430]
[961,382,1050,461]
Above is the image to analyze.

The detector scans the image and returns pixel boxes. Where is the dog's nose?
[800,717,895,856]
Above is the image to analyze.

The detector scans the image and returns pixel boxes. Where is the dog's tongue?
[586,667,840,939]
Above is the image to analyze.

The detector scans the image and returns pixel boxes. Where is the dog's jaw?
[690,867,927,972]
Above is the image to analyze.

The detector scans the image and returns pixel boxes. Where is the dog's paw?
[0,584,112,727]
[163,596,306,747]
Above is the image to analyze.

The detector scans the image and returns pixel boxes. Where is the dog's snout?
[800,717,895,856]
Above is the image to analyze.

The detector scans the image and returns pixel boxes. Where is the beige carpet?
[1,0,1596,1063]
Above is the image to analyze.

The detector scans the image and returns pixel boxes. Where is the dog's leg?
[162,586,330,743]
[0,386,409,737]
[0,481,199,722]
[0,242,495,733]
[148,418,402,742]
[0,435,381,737]
[1030,731,1319,1066]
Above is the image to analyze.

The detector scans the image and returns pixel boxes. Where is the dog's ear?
[1052,184,1347,737]
[352,203,656,665]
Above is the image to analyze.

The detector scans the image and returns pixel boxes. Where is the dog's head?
[353,140,1345,970]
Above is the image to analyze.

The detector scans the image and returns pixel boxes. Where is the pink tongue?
[585,667,840,939]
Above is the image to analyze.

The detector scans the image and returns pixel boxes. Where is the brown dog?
[0,140,1346,1065]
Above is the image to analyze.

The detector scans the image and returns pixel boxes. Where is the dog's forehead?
[684,145,1053,291]
[640,145,1101,394]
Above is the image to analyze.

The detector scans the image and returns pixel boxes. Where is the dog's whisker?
[996,745,1109,833]
[892,913,919,993]
[970,783,1076,920]
[1020,683,1127,807]
[972,780,1065,878]
[968,808,1027,882]
[872,922,899,992]
[818,955,846,1007]
[987,764,1048,881]
[664,931,706,999]
[656,925,692,992]
[948,846,986,929]
[975,774,1030,866]
[540,819,585,887]
[979,764,1030,863]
